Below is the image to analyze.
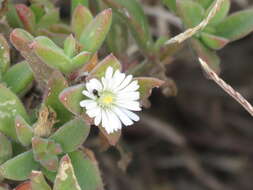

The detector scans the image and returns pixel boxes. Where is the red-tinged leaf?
[71,0,89,14]
[59,84,85,115]
[79,9,112,53]
[15,4,36,34]
[14,181,32,190]
[88,54,121,79]
[32,137,62,172]
[98,125,121,146]
[71,51,91,71]
[32,36,73,73]
[79,53,98,74]
[44,71,73,125]
[10,29,55,89]
[200,32,229,50]
[135,77,164,106]
[71,5,93,40]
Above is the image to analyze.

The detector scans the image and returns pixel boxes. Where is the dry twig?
[165,0,224,45]
[199,58,253,117]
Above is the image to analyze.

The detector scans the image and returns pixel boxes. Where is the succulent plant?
[0,0,253,189]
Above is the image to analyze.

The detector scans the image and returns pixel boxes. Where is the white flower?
[80,66,141,134]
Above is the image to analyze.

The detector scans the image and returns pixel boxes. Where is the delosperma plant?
[0,0,253,189]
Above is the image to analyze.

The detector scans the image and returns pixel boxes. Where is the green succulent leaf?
[29,0,54,9]
[191,38,220,73]
[162,0,176,12]
[64,35,76,58]
[71,51,91,70]
[88,54,121,79]
[15,115,33,147]
[30,171,52,190]
[0,34,10,75]
[177,0,205,28]
[200,32,229,50]
[6,3,23,28]
[50,118,90,153]
[0,150,39,181]
[33,36,73,73]
[41,167,57,182]
[30,4,45,23]
[59,84,85,115]
[0,133,12,165]
[44,71,72,125]
[71,0,89,14]
[215,9,253,41]
[15,4,36,34]
[37,8,60,29]
[205,0,230,26]
[106,13,129,56]
[104,0,152,51]
[195,0,214,9]
[0,84,30,140]
[3,61,34,96]
[69,150,104,190]
[10,29,55,89]
[71,5,93,40]
[79,9,112,53]
[53,155,81,190]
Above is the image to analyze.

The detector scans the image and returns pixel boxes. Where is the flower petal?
[94,109,102,126]
[88,78,102,91]
[119,80,139,93]
[105,66,113,79]
[121,108,140,122]
[80,100,96,108]
[102,110,111,133]
[117,100,141,111]
[117,91,140,101]
[111,71,125,89]
[86,106,100,118]
[115,74,133,91]
[107,110,122,132]
[82,90,96,100]
[112,106,133,126]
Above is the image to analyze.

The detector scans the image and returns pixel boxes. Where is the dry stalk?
[199,58,253,117]
[165,0,224,45]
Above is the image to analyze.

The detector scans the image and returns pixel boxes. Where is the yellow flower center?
[98,91,115,107]
[101,95,113,105]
